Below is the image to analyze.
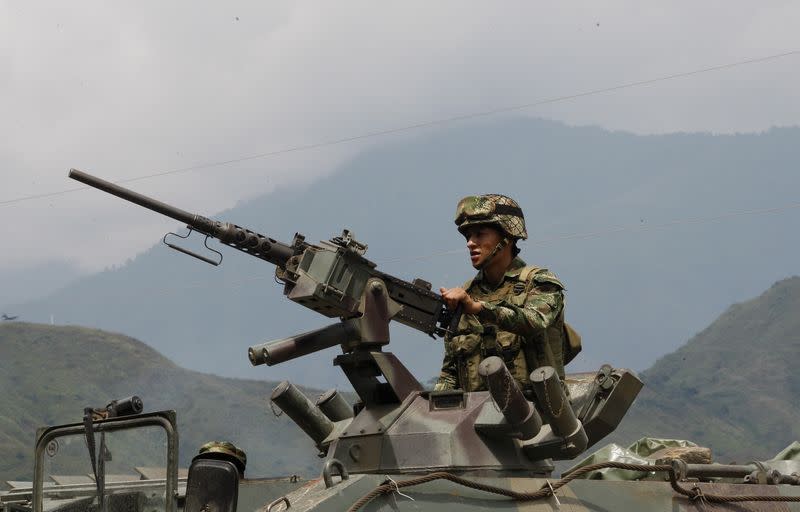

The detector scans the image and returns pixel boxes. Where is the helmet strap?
[476,237,509,270]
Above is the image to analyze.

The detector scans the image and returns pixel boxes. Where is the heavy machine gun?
[69,169,460,367]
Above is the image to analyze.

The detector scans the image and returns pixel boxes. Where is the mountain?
[8,118,800,387]
[611,275,800,461]
[0,323,325,484]
[0,261,86,314]
[1,275,798,484]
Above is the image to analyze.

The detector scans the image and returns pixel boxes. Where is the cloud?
[1,1,799,272]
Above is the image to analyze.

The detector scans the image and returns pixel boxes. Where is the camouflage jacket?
[436,257,566,392]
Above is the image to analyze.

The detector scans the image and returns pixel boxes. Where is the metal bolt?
[46,440,59,457]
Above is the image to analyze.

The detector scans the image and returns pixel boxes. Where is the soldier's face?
[464,225,503,268]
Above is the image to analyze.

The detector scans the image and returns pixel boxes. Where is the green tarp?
[564,438,697,480]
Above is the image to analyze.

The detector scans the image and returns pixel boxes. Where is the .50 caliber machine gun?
[69,169,460,394]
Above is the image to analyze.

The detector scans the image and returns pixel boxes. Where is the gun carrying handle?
[163,230,223,266]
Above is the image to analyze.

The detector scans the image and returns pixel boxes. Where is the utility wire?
[383,200,800,263]
[529,201,800,246]
[138,199,800,297]
[1,49,798,209]
[385,201,800,263]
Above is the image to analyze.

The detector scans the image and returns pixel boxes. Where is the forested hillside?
[611,276,800,461]
[2,275,798,485]
[0,323,324,484]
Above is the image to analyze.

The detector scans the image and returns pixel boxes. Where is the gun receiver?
[68,169,460,363]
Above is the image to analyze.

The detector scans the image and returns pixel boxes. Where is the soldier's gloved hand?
[439,287,482,315]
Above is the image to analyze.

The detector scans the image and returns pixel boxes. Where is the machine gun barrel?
[69,169,296,267]
[70,169,199,226]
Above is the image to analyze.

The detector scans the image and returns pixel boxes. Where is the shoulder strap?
[519,265,582,365]
[517,265,542,283]
[503,266,542,306]
[563,321,582,364]
[518,265,543,297]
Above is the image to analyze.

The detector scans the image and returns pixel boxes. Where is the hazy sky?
[2,1,799,273]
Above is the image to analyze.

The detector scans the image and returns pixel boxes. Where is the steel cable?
[346,461,800,511]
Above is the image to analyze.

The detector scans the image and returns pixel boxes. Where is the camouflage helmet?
[454,194,527,240]
[196,441,247,475]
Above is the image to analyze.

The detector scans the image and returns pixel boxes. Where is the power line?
[139,199,800,297]
[2,49,798,209]
[383,200,800,264]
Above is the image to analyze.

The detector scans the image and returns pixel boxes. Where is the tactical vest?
[444,266,581,392]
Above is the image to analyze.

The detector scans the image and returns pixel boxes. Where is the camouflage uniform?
[436,257,567,392]
[436,194,569,392]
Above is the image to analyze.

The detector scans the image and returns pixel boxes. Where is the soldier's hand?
[439,287,482,315]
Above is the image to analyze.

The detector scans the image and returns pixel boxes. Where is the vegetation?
[1,275,798,484]
[0,323,323,484]
[611,276,800,461]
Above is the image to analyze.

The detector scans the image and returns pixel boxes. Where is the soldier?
[435,194,578,392]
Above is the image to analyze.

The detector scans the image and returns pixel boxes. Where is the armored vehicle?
[2,171,798,511]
